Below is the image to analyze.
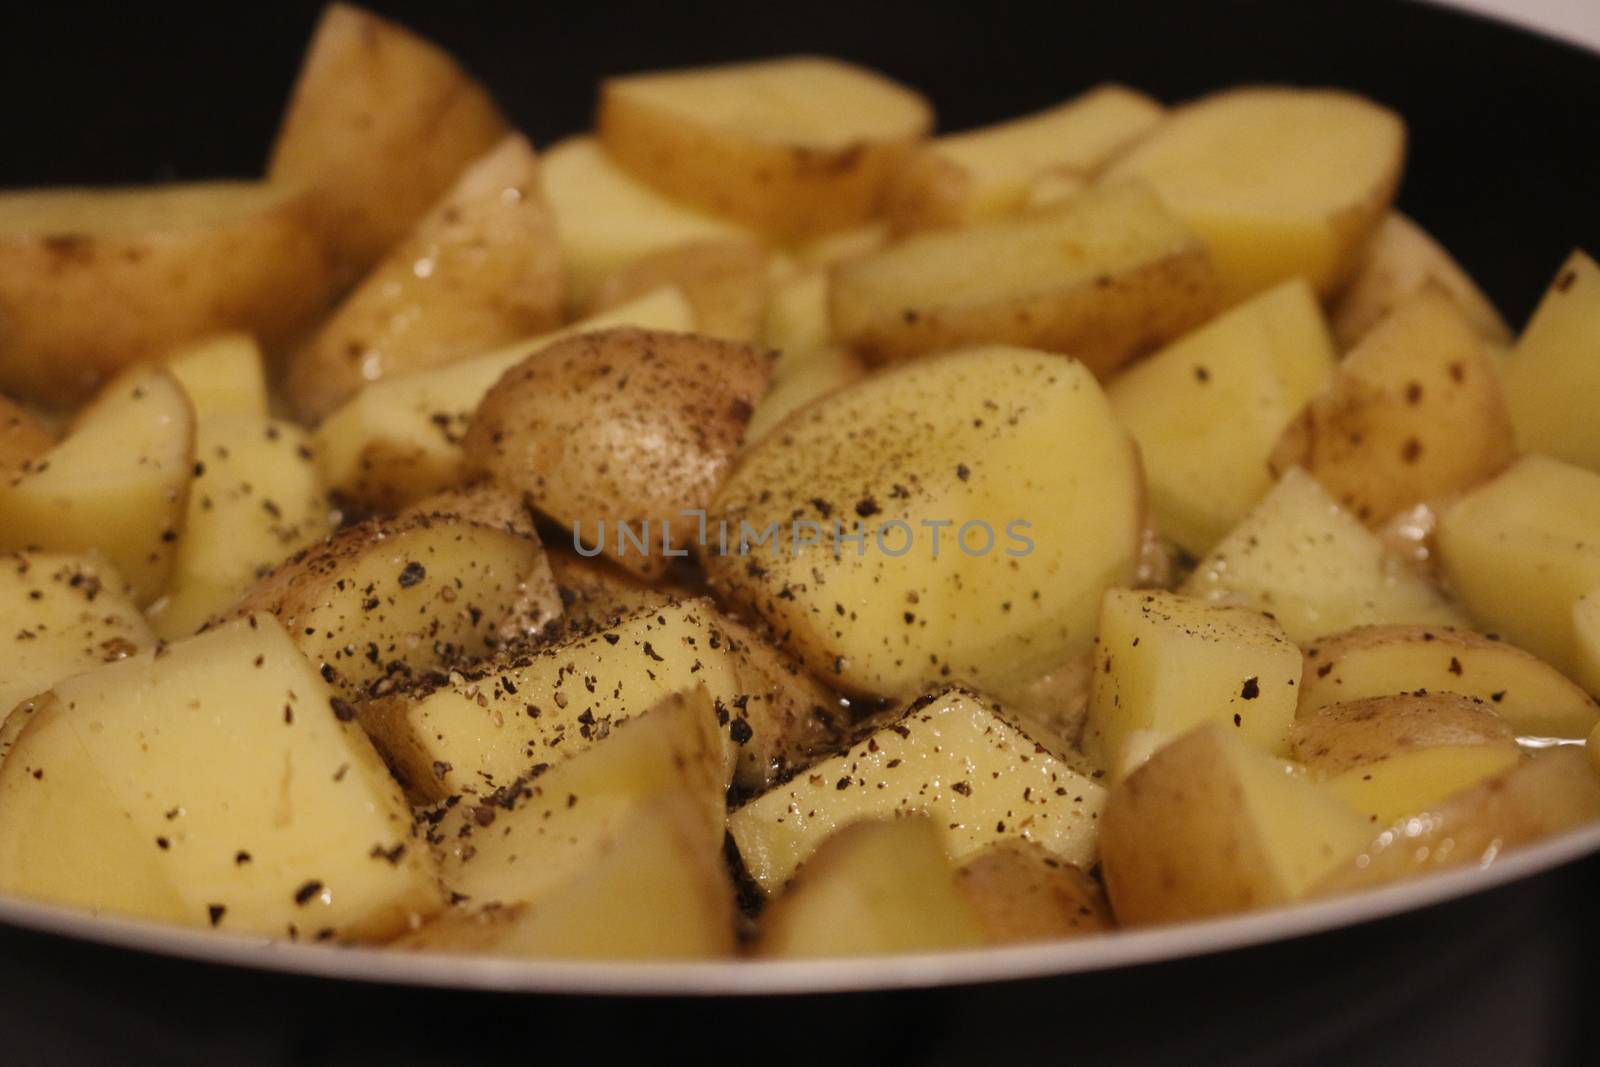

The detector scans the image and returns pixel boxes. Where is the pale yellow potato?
[0,367,194,604]
[588,239,770,341]
[0,395,53,476]
[831,181,1220,376]
[1109,278,1336,555]
[755,816,986,958]
[267,2,508,279]
[0,614,441,938]
[884,84,1163,233]
[764,269,832,355]
[0,183,335,406]
[288,135,564,421]
[1574,591,1600,696]
[599,56,933,240]
[401,791,734,960]
[1099,723,1371,925]
[0,552,152,743]
[984,652,1098,777]
[358,598,845,801]
[1270,287,1516,526]
[463,328,771,580]
[1331,212,1510,348]
[1317,748,1600,895]
[1087,588,1302,781]
[1501,250,1600,470]
[954,840,1111,945]
[223,514,560,702]
[729,686,1108,892]
[1299,624,1599,740]
[163,332,269,423]
[314,287,694,512]
[1181,468,1469,644]
[1104,87,1404,302]
[1325,746,1524,827]
[148,419,331,641]
[742,344,867,446]
[1436,456,1600,678]
[708,346,1143,699]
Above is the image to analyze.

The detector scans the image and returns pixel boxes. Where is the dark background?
[2,1,1598,1062]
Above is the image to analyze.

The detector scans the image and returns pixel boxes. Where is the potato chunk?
[1269,288,1515,526]
[599,56,933,239]
[588,239,769,342]
[1299,625,1598,740]
[729,686,1107,892]
[1108,278,1336,554]
[830,181,1219,376]
[0,396,52,477]
[163,332,269,423]
[464,328,770,580]
[1103,87,1404,301]
[1100,723,1371,924]
[954,840,1111,944]
[755,817,985,958]
[1436,456,1600,678]
[224,515,559,701]
[267,2,508,278]
[884,84,1163,233]
[709,346,1142,699]
[0,368,194,603]
[0,614,440,938]
[1087,589,1302,780]
[1182,468,1468,644]
[1501,250,1600,471]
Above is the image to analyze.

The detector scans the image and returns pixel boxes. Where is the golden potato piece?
[0,395,52,476]
[1270,288,1515,527]
[588,239,769,341]
[0,183,335,406]
[884,84,1163,233]
[267,2,508,279]
[464,328,771,580]
[954,841,1111,944]
[163,332,269,424]
[742,344,866,446]
[1502,250,1600,471]
[1104,87,1404,302]
[0,368,194,604]
[830,181,1220,376]
[1574,591,1600,697]
[288,134,564,421]
[598,56,933,239]
[1331,213,1510,348]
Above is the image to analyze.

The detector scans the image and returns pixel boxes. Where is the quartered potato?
[830,181,1220,375]
[268,2,509,279]
[588,238,770,342]
[954,840,1111,944]
[599,56,933,239]
[288,134,564,421]
[1501,249,1600,471]
[1104,86,1405,302]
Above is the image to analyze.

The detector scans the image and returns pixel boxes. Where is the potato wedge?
[542,548,695,635]
[1103,87,1404,302]
[463,328,771,580]
[1299,624,1599,740]
[267,2,509,278]
[755,816,986,958]
[830,181,1220,375]
[1100,723,1371,925]
[729,686,1108,892]
[0,395,52,476]
[1501,250,1600,471]
[708,346,1143,699]
[1087,589,1303,780]
[0,183,334,406]
[163,332,269,423]
[0,614,441,938]
[884,84,1163,233]
[1181,468,1469,644]
[588,239,769,342]
[1108,278,1336,554]
[314,287,695,513]
[1331,213,1510,348]
[954,840,1111,944]
[742,344,866,446]
[598,56,933,239]
[223,514,559,702]
[1269,288,1516,526]
[288,135,564,421]
[0,367,194,604]
[1573,592,1600,697]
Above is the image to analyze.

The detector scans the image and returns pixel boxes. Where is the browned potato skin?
[287,135,564,422]
[463,328,772,580]
[267,2,509,281]
[954,841,1111,944]
[398,482,540,540]
[0,396,52,475]
[1290,693,1517,777]
[588,240,770,341]
[1269,287,1516,526]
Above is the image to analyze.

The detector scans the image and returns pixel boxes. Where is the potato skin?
[0,395,52,475]
[1290,692,1516,777]
[463,327,771,579]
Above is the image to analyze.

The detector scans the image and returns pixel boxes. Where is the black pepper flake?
[854,497,880,518]
[951,781,972,796]
[235,851,252,865]
[603,633,620,645]
[642,642,664,662]
[1240,677,1260,700]
[293,880,324,906]
[1233,713,1243,727]
[1194,365,1211,383]
[955,463,970,482]
[155,836,170,850]
[398,561,427,588]
[207,904,226,927]
[330,697,356,722]
[1448,657,1463,676]
[728,718,754,744]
